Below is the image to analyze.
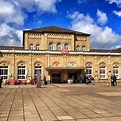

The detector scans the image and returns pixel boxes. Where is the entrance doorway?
[52,74,61,83]
[68,73,77,83]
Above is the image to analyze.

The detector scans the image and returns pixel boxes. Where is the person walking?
[0,76,3,88]
[85,75,89,85]
[110,74,114,86]
[80,74,84,84]
[113,74,117,86]
[90,75,95,85]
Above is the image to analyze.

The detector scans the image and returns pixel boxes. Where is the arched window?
[17,62,26,80]
[29,44,34,50]
[76,46,80,51]
[0,66,8,80]
[86,67,92,77]
[113,62,119,79]
[36,44,40,50]
[18,66,25,80]
[49,42,53,50]
[82,46,86,51]
[64,43,69,50]
[86,62,92,77]
[99,62,106,79]
[57,43,61,50]
[0,61,8,80]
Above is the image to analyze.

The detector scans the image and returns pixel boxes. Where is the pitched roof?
[24,26,90,36]
[0,46,23,50]
[111,47,121,53]
[90,47,121,53]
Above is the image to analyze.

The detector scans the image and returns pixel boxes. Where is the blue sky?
[0,0,121,49]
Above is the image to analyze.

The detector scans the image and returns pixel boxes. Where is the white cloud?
[0,0,61,46]
[113,10,121,17]
[106,0,121,7]
[96,9,108,25]
[0,23,22,46]
[67,11,121,49]
[14,0,61,13]
[0,1,24,26]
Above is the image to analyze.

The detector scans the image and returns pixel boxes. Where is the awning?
[46,67,85,70]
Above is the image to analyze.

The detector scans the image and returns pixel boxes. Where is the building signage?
[61,48,69,54]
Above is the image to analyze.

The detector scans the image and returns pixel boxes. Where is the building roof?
[111,47,121,53]
[24,26,91,36]
[0,46,23,50]
[90,47,121,53]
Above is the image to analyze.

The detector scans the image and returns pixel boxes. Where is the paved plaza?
[0,83,121,121]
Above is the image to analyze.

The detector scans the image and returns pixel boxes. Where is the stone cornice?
[0,50,121,56]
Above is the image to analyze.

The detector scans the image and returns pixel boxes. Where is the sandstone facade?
[0,26,121,83]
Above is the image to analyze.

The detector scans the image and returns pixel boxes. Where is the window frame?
[99,67,106,79]
[64,43,69,50]
[82,46,86,51]
[57,43,61,50]
[113,67,119,79]
[86,67,92,77]
[29,44,34,50]
[0,66,8,80]
[76,46,80,51]
[18,66,26,80]
[49,42,54,50]
[36,44,40,50]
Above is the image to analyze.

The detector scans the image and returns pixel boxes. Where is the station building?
[0,26,121,83]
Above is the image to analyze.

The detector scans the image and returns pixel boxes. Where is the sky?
[0,0,121,49]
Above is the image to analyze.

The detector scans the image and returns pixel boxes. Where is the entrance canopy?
[46,67,85,70]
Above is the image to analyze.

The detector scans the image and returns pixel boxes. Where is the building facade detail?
[0,26,121,83]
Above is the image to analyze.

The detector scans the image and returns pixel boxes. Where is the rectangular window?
[18,66,25,80]
[113,67,118,79]
[100,67,105,79]
[0,66,8,80]
[86,67,92,77]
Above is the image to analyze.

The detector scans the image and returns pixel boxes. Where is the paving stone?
[108,116,121,121]
[37,107,58,121]
[50,107,69,117]
[0,117,8,121]
[77,119,93,121]
[0,84,121,121]
[92,117,111,121]
[57,115,74,120]
[0,113,8,119]
[8,118,24,121]
[25,117,41,121]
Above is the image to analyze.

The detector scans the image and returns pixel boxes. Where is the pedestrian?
[90,75,95,85]
[80,74,84,84]
[36,71,41,88]
[113,74,117,86]
[110,74,114,86]
[84,75,89,85]
[0,76,3,88]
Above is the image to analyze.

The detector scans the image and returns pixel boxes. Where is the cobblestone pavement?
[0,83,121,121]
